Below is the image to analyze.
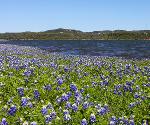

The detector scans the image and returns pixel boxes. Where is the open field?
[0,44,149,125]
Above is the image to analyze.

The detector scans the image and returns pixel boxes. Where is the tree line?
[0,29,150,40]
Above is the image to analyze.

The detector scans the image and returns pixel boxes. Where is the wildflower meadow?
[0,44,149,125]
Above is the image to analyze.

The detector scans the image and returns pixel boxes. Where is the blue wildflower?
[63,110,69,115]
[56,86,60,91]
[134,92,139,98]
[90,113,96,123]
[92,82,96,87]
[109,116,117,125]
[8,105,17,116]
[34,89,40,99]
[103,80,109,86]
[46,103,53,109]
[66,91,72,98]
[89,102,94,106]
[65,101,71,109]
[80,88,84,93]
[41,106,48,115]
[43,84,51,91]
[82,101,89,109]
[97,107,107,115]
[75,97,82,106]
[70,83,78,92]
[72,103,78,112]
[64,67,69,72]
[64,114,71,121]
[17,87,24,97]
[104,104,109,111]
[1,118,8,125]
[85,94,90,99]
[61,93,69,102]
[30,121,37,125]
[142,120,148,125]
[21,97,28,107]
[45,115,52,123]
[57,78,63,85]
[74,91,81,100]
[129,120,135,125]
[129,102,136,108]
[121,116,129,124]
[50,111,56,119]
[50,62,55,67]
[24,70,32,77]
[123,85,129,92]
[136,85,140,90]
[81,118,88,125]
[56,97,62,104]
[95,104,101,109]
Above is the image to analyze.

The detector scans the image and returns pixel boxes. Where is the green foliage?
[0,29,150,40]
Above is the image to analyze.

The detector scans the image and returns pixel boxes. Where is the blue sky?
[0,0,150,32]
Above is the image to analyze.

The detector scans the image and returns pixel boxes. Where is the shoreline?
[0,39,150,41]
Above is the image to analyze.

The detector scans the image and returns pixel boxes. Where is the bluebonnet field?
[0,44,149,125]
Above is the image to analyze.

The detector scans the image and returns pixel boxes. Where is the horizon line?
[1,28,150,33]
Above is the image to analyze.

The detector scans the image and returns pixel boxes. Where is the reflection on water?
[0,40,150,59]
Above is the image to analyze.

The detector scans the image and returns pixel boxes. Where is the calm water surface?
[0,40,150,59]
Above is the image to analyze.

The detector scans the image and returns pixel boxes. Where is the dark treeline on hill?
[0,28,150,40]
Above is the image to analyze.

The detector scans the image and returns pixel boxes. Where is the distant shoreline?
[0,28,150,40]
[0,39,150,41]
[0,39,9,41]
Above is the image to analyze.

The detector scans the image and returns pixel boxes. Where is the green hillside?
[0,28,150,40]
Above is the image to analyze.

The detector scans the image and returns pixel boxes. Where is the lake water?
[0,40,150,59]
